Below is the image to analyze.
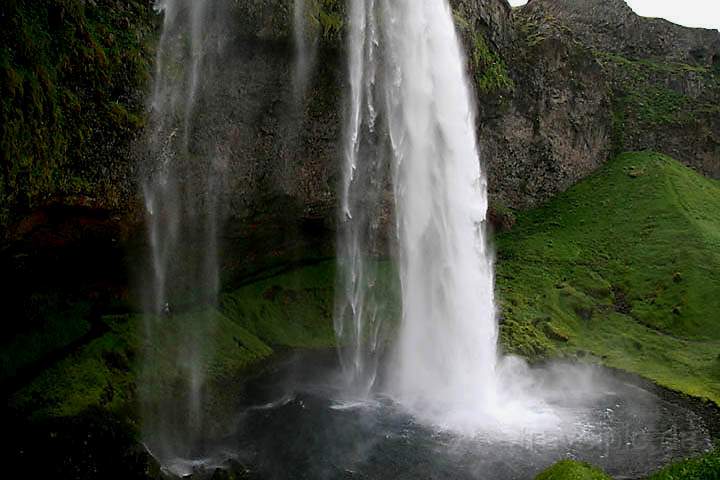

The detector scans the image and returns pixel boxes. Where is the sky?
[507,0,720,30]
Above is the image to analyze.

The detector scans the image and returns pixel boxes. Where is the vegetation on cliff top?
[597,51,720,155]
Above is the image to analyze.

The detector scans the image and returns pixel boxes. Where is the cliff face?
[1,0,719,280]
[454,0,613,209]
[527,0,720,67]
[525,0,720,178]
[0,0,156,237]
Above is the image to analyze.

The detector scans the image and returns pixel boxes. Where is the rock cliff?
[525,0,720,179]
[1,0,718,290]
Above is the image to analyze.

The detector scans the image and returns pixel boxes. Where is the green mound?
[497,151,720,403]
[535,460,611,480]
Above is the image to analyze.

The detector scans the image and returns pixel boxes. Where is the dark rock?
[525,0,720,179]
[6,407,162,480]
[525,0,720,68]
[484,2,613,208]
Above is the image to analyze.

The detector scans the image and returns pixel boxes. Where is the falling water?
[335,0,396,397]
[338,0,554,432]
[140,0,230,464]
[382,0,500,420]
[292,0,317,102]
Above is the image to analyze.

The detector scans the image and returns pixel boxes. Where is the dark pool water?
[163,352,713,480]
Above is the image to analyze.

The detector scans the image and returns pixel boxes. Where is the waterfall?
[335,0,396,397]
[292,0,317,103]
[383,0,500,416]
[337,0,551,432]
[140,0,229,463]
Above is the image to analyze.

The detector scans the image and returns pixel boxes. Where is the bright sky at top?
[507,0,720,31]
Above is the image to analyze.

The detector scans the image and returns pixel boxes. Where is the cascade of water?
[140,0,227,462]
[281,0,318,194]
[292,0,317,103]
[335,0,395,397]
[337,0,554,432]
[382,0,499,414]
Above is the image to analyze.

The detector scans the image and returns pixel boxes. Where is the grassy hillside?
[497,151,720,403]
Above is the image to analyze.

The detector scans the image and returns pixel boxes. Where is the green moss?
[535,460,611,480]
[0,0,155,231]
[7,261,346,420]
[596,51,720,139]
[0,299,92,382]
[620,86,691,126]
[648,448,720,479]
[107,102,145,131]
[497,151,720,403]
[10,314,140,419]
[308,0,345,41]
[220,261,337,348]
[453,12,514,96]
[9,308,275,420]
[472,33,514,95]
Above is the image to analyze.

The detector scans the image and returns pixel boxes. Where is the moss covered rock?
[0,0,156,232]
[536,460,611,480]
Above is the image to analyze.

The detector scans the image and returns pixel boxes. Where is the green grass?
[0,299,92,381]
[535,460,611,480]
[220,260,337,348]
[8,261,343,420]
[538,448,720,479]
[496,151,720,403]
[648,448,720,479]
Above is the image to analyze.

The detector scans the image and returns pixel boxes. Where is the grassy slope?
[520,152,720,478]
[8,261,337,420]
[510,151,720,479]
[497,151,720,404]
